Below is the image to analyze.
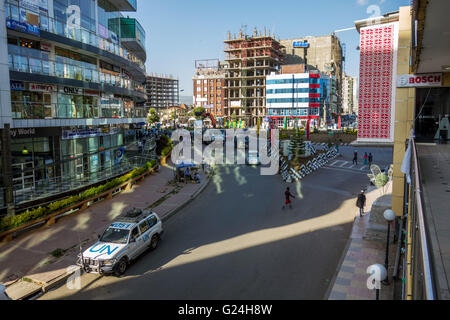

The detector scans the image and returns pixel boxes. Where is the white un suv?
[77,208,163,276]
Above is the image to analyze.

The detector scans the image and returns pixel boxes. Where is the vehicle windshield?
[100,228,130,244]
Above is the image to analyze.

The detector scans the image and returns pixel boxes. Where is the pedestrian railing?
[1,156,153,209]
[0,165,158,243]
[404,139,436,300]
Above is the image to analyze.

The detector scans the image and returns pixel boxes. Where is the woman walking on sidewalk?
[356,190,367,217]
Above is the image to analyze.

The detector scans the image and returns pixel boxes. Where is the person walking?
[356,190,367,217]
[368,153,373,167]
[353,150,358,165]
[283,187,296,210]
[363,152,369,166]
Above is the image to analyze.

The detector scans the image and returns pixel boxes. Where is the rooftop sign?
[293,41,310,48]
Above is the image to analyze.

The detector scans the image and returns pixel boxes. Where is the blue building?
[266,72,330,128]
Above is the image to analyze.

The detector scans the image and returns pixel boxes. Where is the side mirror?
[97,234,101,240]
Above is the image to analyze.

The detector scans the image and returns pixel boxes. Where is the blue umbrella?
[176,162,196,169]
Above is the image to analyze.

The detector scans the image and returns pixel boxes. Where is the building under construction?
[145,74,180,111]
[224,28,284,126]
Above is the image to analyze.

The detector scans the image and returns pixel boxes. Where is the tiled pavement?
[328,184,396,300]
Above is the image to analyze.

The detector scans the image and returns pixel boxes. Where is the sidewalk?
[0,161,210,299]
[327,183,397,300]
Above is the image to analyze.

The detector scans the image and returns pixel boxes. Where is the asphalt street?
[40,147,392,300]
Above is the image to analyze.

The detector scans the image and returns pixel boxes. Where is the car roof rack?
[115,208,152,224]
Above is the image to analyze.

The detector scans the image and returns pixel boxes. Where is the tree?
[231,111,237,122]
[147,108,160,125]
[193,107,206,119]
[288,130,305,161]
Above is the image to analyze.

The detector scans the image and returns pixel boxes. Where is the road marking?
[339,161,349,168]
[322,166,369,175]
[330,161,340,166]
[360,166,368,171]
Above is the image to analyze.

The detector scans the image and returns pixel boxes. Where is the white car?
[247,151,260,166]
[77,208,163,276]
[0,284,10,300]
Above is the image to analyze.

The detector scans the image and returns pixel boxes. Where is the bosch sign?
[397,73,442,87]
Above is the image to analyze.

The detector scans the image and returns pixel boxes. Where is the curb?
[161,176,212,223]
[5,266,81,300]
[323,223,355,300]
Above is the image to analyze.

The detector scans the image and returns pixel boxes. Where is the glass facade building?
[2,0,148,202]
[266,72,329,128]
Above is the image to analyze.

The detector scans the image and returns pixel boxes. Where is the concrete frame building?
[223,28,284,127]
[145,74,179,111]
[0,0,148,212]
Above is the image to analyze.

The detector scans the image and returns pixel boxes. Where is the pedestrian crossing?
[325,160,370,172]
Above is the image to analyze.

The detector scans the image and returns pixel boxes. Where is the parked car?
[77,208,163,277]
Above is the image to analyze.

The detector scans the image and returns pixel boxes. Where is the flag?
[401,129,415,184]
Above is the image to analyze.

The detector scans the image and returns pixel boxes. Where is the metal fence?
[404,139,436,300]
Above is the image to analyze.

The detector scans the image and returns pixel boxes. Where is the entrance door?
[12,162,35,193]
[75,155,84,179]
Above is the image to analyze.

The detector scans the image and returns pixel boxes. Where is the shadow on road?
[42,160,373,300]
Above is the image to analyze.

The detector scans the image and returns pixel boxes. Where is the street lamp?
[383,209,396,285]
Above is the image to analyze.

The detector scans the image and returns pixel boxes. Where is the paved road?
[40,151,389,300]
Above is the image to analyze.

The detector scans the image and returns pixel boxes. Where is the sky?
[127,0,410,97]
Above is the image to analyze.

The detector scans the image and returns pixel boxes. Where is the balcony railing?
[402,138,436,300]
[10,102,146,120]
[0,155,154,208]
[9,54,146,94]
[5,2,145,70]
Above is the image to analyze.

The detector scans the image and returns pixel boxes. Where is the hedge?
[161,146,173,157]
[0,161,157,233]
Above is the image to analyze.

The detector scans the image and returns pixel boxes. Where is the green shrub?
[375,173,389,189]
[161,146,172,157]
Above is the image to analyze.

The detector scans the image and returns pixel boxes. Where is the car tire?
[114,257,128,277]
[150,234,159,250]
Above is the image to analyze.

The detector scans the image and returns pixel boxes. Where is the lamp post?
[383,209,396,285]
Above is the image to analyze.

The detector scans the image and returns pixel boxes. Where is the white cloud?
[356,0,369,5]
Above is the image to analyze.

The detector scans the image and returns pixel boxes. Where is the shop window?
[88,137,99,153]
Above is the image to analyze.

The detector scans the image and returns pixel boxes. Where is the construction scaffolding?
[223,28,284,127]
